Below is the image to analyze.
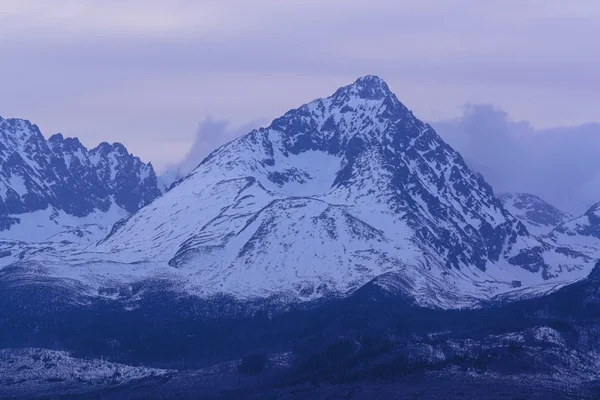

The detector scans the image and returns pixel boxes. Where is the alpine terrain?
[86,75,593,306]
[547,201,600,258]
[0,116,161,242]
[499,192,573,236]
[2,76,600,399]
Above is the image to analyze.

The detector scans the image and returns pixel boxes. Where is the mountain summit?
[499,192,573,236]
[547,201,600,258]
[333,75,393,100]
[89,76,591,307]
[0,116,161,241]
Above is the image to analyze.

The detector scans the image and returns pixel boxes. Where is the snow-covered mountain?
[79,75,591,307]
[546,202,600,258]
[157,167,185,192]
[0,116,161,241]
[499,193,573,236]
[3,77,600,398]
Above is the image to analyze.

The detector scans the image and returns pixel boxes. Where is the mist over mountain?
[159,117,266,190]
[1,77,600,399]
[433,104,600,215]
[498,192,573,236]
[2,1,600,397]
[161,103,600,217]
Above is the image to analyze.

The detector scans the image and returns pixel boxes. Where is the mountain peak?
[48,133,85,149]
[353,74,388,88]
[499,192,573,236]
[334,75,392,100]
[87,76,595,307]
[585,202,600,216]
[49,133,64,141]
[0,117,162,238]
[0,117,44,142]
[92,141,128,154]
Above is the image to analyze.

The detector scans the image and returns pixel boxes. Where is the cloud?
[1,0,600,171]
[433,105,600,214]
[2,1,598,213]
[162,117,266,176]
[0,1,234,37]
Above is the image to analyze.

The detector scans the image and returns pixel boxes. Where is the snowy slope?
[158,167,185,192]
[0,348,170,392]
[75,75,592,307]
[0,117,161,240]
[499,193,573,236]
[546,202,600,258]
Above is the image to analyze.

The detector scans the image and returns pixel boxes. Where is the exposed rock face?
[91,76,591,306]
[499,192,573,236]
[0,116,160,239]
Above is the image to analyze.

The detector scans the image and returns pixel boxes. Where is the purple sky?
[1,1,600,212]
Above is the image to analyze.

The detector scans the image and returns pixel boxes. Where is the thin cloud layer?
[0,0,599,170]
[433,105,600,214]
[162,117,266,176]
[165,104,600,216]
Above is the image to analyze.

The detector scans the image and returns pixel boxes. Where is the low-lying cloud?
[433,105,600,214]
[161,116,266,177]
[164,104,600,216]
[2,1,599,170]
[163,106,600,215]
